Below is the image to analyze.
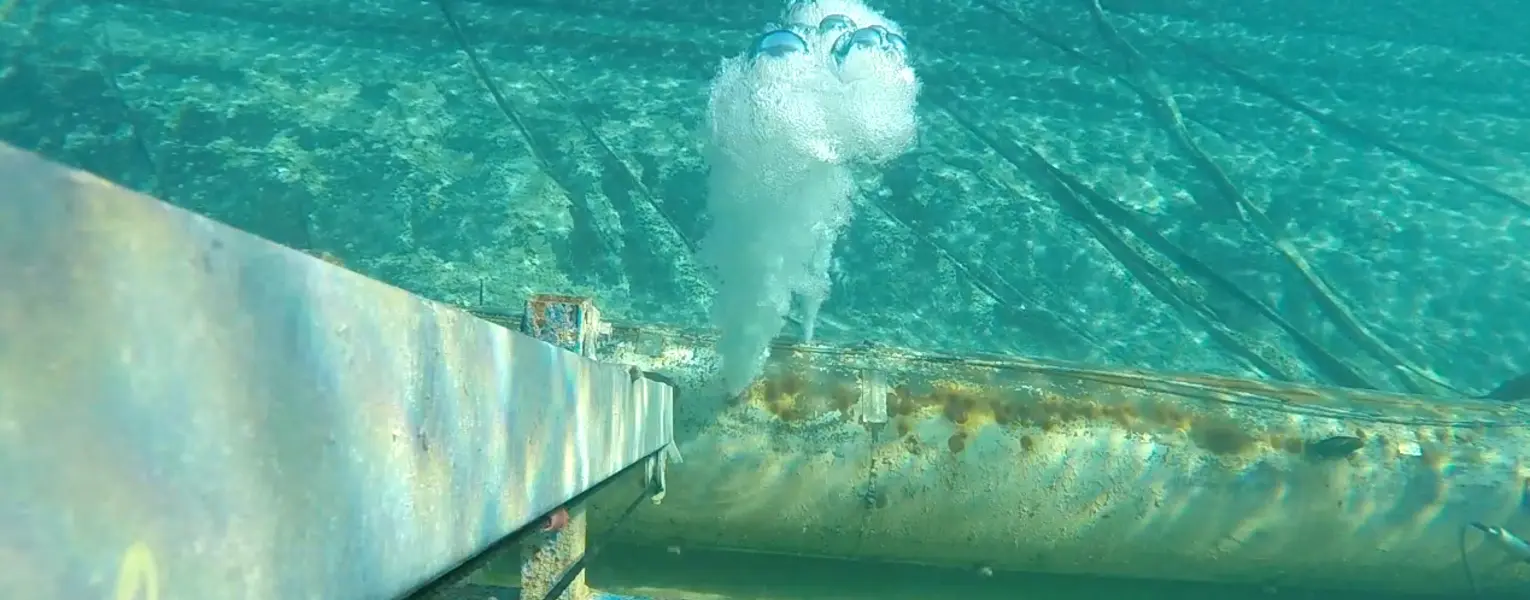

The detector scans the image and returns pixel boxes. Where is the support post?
[518,505,591,600]
[517,295,605,600]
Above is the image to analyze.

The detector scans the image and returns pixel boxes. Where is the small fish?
[1470,522,1530,562]
[1481,373,1530,401]
[1305,435,1364,460]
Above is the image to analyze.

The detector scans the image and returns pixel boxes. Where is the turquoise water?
[9,0,1528,394]
[5,0,1530,597]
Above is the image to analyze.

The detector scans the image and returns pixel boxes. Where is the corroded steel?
[591,323,1530,595]
[0,144,673,600]
[522,295,606,358]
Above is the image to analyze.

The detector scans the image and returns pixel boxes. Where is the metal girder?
[0,144,673,600]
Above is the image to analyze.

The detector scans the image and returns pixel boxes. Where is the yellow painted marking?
[114,542,159,600]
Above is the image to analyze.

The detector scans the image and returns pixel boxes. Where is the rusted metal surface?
[522,296,606,358]
[591,323,1530,595]
[514,295,600,600]
[0,144,673,600]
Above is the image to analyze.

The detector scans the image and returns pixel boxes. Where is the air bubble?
[830,27,889,64]
[818,14,856,38]
[750,29,810,59]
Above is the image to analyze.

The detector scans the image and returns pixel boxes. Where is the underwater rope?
[1460,522,1530,597]
[435,0,559,180]
[972,0,1429,392]
[1462,524,1481,598]
[1080,0,1460,396]
[1024,149,1377,389]
[954,1,1387,391]
[864,200,1114,358]
[1026,146,1298,381]
[1159,34,1530,215]
[435,0,649,293]
[528,71,699,256]
[921,83,1330,385]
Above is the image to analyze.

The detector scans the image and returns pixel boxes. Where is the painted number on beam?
[114,542,159,600]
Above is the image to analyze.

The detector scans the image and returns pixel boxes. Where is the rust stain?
[718,340,1502,459]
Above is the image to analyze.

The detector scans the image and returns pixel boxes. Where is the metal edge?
[0,143,674,600]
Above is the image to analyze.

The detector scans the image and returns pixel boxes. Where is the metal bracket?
[521,295,605,357]
[858,369,889,424]
[645,451,669,505]
[644,441,683,505]
[631,367,682,505]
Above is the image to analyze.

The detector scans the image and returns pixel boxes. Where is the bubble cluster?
[699,0,921,395]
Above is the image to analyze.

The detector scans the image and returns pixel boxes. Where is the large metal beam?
[0,144,673,600]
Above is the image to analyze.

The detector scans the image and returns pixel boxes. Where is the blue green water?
[4,0,1529,597]
[8,0,1529,398]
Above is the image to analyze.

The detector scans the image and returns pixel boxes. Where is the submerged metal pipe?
[577,323,1530,595]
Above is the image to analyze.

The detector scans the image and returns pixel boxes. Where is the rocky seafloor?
[3,0,1528,396]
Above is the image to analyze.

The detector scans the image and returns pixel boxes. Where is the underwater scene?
[4,0,1530,597]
